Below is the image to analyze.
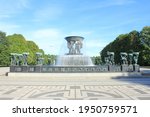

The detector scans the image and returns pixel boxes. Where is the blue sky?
[0,0,150,56]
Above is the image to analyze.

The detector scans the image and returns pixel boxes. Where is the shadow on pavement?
[112,70,150,87]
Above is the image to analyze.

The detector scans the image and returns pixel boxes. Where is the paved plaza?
[0,67,150,100]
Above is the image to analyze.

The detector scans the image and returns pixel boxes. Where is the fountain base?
[10,65,140,73]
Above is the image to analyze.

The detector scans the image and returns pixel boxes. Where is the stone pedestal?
[21,66,28,72]
[10,66,22,72]
[10,66,15,72]
[121,64,128,72]
[35,66,41,72]
[28,66,35,72]
[108,65,121,72]
[99,65,108,72]
[128,65,133,72]
[133,64,140,72]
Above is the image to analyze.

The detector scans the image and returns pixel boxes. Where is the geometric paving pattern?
[0,84,150,100]
[1,67,150,100]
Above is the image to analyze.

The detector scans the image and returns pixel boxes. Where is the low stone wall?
[10,65,140,73]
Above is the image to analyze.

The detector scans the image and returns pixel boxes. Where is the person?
[67,40,75,54]
[133,52,139,64]
[75,40,82,54]
[120,53,128,64]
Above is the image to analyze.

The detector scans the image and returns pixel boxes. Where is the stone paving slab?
[0,75,150,100]
[0,67,150,100]
[0,84,150,100]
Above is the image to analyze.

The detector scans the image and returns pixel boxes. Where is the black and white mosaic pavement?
[0,76,150,100]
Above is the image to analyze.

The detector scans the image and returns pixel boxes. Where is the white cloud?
[33,5,63,21]
[77,0,135,11]
[17,0,30,8]
[0,22,20,34]
[28,28,65,55]
[0,0,30,18]
[32,29,61,39]
[0,14,11,19]
[66,31,93,37]
[81,37,109,56]
[86,39,108,48]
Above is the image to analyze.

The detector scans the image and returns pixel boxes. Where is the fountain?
[9,36,140,73]
[56,36,93,66]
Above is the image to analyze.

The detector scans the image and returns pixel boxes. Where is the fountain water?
[56,36,93,66]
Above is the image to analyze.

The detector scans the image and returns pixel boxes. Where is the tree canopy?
[0,31,9,66]
[100,26,150,66]
[0,32,56,66]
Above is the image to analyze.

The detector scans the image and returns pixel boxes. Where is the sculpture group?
[10,52,45,66]
[67,40,83,54]
[10,51,140,73]
[66,36,83,55]
[10,53,29,66]
[104,51,139,65]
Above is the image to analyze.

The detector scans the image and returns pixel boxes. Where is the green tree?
[92,56,102,65]
[44,54,56,65]
[7,34,45,65]
[101,30,142,65]
[7,34,29,52]
[139,26,150,65]
[0,31,9,66]
[140,26,150,49]
[0,32,56,66]
[26,41,40,65]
